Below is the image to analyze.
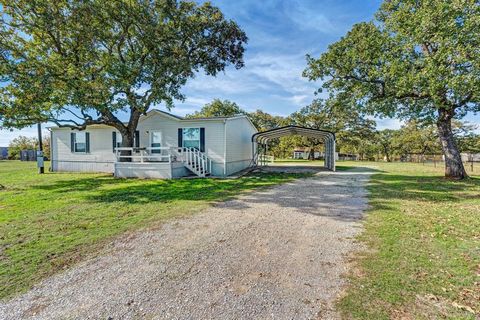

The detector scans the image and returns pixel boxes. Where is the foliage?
[6,135,50,160]
[7,136,37,159]
[304,0,480,178]
[0,0,247,145]
[288,99,377,157]
[337,162,480,319]
[375,129,398,162]
[452,121,480,153]
[186,99,246,118]
[393,121,441,158]
[457,134,480,154]
[248,109,285,131]
[0,160,309,299]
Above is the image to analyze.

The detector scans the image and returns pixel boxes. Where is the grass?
[0,160,310,299]
[337,161,480,319]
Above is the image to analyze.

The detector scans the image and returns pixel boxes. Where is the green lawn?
[2,160,479,317]
[337,161,480,319]
[0,160,309,299]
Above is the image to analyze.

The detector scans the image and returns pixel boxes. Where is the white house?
[49,110,257,178]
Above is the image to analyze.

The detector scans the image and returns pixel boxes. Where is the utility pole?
[37,123,44,174]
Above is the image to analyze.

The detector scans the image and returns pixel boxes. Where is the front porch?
[114,147,212,179]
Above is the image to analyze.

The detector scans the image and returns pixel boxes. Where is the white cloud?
[376,118,404,130]
[283,1,336,33]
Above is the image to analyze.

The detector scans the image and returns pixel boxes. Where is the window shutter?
[135,131,140,148]
[112,132,117,152]
[200,128,205,152]
[85,132,90,153]
[178,128,183,148]
[70,132,75,152]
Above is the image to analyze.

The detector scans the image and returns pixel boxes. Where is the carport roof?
[252,125,335,144]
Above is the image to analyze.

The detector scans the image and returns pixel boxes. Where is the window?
[115,133,123,148]
[150,131,162,154]
[71,132,89,153]
[182,128,200,149]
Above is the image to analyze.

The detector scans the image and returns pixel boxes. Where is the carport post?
[332,139,336,171]
[325,140,330,170]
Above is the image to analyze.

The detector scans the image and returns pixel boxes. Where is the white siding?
[51,127,116,173]
[138,112,226,176]
[225,117,257,175]
[114,162,190,179]
[50,111,256,177]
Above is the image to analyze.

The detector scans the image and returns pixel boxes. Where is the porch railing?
[115,147,171,163]
[172,147,212,177]
[115,146,213,177]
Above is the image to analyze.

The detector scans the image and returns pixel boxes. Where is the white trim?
[223,119,227,176]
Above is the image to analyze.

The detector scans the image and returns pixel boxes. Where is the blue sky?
[1,0,479,145]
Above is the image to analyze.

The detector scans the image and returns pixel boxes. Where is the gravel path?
[1,167,372,320]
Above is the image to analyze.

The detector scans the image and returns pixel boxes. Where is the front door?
[150,131,162,154]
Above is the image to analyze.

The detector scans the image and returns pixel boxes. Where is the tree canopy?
[304,0,480,179]
[186,99,246,118]
[0,0,247,148]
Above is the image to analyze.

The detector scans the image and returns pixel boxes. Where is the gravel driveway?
[1,167,372,320]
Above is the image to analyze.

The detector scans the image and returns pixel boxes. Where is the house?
[49,110,257,178]
[292,148,322,160]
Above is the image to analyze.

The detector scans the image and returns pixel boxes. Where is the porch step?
[178,147,212,178]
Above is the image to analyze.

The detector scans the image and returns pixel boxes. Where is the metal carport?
[251,126,336,171]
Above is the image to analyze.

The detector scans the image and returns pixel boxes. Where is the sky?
[1,0,479,145]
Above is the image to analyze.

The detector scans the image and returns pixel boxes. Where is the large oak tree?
[0,0,247,149]
[304,0,480,179]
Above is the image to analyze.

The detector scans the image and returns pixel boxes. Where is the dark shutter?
[178,128,183,148]
[70,132,75,152]
[85,132,90,153]
[135,131,140,148]
[112,132,117,152]
[200,128,205,152]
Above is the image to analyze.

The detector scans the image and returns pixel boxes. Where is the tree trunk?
[308,148,315,160]
[437,109,467,179]
[118,107,142,163]
[119,129,135,162]
[384,147,391,162]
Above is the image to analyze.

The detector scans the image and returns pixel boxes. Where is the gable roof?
[140,109,253,123]
[49,109,256,129]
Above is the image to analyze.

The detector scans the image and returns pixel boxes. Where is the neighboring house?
[0,147,8,159]
[292,148,322,160]
[50,110,257,178]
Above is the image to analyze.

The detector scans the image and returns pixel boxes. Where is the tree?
[304,1,480,179]
[7,135,50,160]
[0,0,247,154]
[8,136,36,160]
[248,109,285,131]
[375,129,398,162]
[452,121,480,154]
[186,99,246,118]
[289,99,376,158]
[393,121,441,160]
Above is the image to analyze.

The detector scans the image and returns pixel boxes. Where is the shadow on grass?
[31,167,480,221]
[32,172,312,204]
[369,173,480,204]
